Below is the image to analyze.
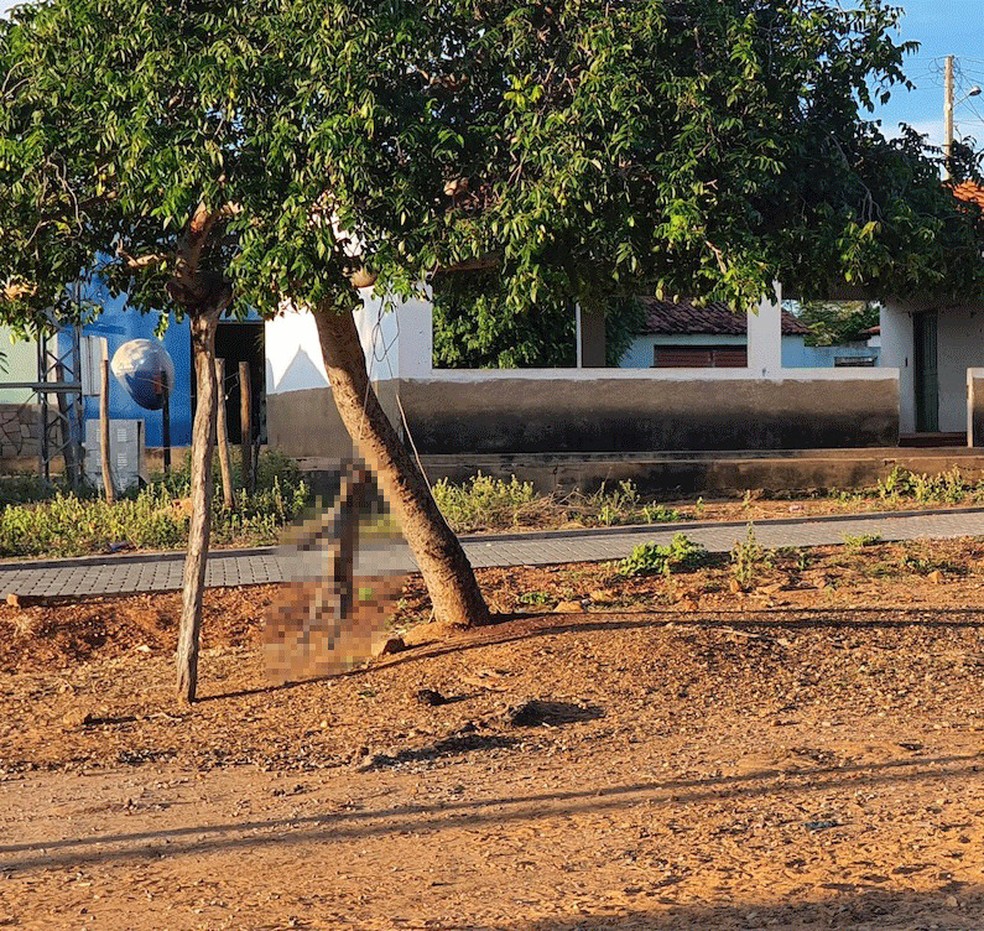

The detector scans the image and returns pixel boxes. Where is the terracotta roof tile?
[640,298,809,336]
[953,181,984,209]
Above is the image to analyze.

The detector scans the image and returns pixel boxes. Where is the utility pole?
[943,55,955,181]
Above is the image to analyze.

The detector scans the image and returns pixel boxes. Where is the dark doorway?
[191,322,266,445]
[913,311,939,434]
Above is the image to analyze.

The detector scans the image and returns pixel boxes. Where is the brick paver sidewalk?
[2,507,983,599]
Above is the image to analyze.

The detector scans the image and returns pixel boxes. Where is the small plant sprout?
[843,533,882,552]
[730,524,771,591]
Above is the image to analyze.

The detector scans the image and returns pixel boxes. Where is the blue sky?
[1,0,980,147]
[875,0,984,147]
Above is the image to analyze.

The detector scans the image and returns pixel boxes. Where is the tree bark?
[214,358,235,510]
[176,307,221,703]
[312,304,490,627]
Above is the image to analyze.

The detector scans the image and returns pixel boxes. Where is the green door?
[913,311,939,433]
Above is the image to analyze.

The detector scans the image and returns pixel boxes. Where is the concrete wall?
[936,305,984,433]
[879,303,915,433]
[264,300,406,462]
[265,291,903,459]
[781,338,879,369]
[396,375,899,454]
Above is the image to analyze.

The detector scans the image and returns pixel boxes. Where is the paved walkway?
[2,507,984,599]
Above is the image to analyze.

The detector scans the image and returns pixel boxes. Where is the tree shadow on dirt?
[4,751,983,874]
[198,606,984,703]
[489,884,984,930]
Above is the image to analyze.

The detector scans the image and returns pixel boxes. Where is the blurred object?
[264,461,408,684]
[110,339,175,411]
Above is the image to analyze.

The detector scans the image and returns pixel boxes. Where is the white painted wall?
[267,288,899,397]
[0,330,38,404]
[881,301,984,435]
[265,291,435,395]
[937,305,984,432]
[265,307,329,396]
[879,303,915,433]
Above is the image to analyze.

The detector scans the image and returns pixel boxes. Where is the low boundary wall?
[268,371,900,459]
[399,374,900,454]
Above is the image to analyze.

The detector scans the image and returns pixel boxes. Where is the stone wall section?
[0,404,41,462]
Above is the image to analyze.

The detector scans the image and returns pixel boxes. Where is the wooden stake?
[239,361,253,494]
[100,357,115,505]
[214,358,235,509]
[162,371,172,475]
[176,308,220,704]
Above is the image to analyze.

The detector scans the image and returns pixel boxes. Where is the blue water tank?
[110,339,176,411]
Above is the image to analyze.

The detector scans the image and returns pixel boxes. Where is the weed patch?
[0,450,308,557]
[617,533,709,578]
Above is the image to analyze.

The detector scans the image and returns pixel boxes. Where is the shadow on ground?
[492,886,984,930]
[3,752,981,874]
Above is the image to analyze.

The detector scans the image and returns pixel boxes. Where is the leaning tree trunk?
[176,307,221,703]
[313,303,490,627]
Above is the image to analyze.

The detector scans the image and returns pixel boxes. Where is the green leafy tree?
[432,273,647,368]
[4,0,984,706]
[797,301,882,346]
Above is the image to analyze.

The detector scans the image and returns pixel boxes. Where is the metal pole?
[944,54,954,181]
[575,303,583,369]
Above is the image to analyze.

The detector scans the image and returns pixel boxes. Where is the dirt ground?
[2,540,984,929]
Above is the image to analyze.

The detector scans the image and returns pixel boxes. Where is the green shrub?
[876,466,970,504]
[0,473,74,506]
[431,472,539,532]
[617,533,709,578]
[641,503,683,524]
[518,590,554,606]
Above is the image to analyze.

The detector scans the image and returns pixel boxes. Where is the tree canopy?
[3,0,983,342]
[795,300,881,347]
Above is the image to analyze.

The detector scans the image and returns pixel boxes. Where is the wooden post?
[239,361,253,494]
[100,358,115,505]
[176,308,221,704]
[161,371,172,475]
[214,358,235,509]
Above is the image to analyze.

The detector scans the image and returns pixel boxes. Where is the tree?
[4,0,984,703]
[796,301,881,347]
[0,0,493,706]
[432,273,647,369]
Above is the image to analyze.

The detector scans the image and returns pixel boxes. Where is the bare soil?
[1,541,984,929]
